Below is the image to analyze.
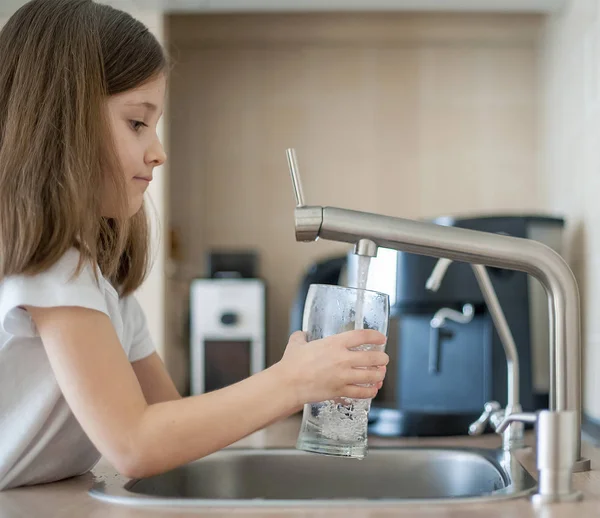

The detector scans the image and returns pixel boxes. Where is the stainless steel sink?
[89,447,537,507]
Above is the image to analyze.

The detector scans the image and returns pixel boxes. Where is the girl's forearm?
[128,362,299,478]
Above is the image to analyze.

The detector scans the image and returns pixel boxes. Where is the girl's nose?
[146,138,167,166]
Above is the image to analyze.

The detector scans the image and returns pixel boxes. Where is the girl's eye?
[130,120,147,132]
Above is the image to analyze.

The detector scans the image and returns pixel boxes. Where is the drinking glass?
[295,284,389,459]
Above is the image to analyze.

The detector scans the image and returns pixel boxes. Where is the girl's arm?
[25,304,387,480]
[131,352,182,404]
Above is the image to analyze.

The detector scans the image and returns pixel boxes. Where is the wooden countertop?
[2,415,600,518]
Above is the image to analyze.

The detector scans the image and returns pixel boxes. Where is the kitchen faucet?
[285,148,590,501]
[425,258,524,451]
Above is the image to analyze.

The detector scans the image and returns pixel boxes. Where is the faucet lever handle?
[286,148,305,208]
[468,401,502,436]
[495,411,538,433]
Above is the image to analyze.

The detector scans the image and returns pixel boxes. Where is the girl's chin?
[127,195,144,217]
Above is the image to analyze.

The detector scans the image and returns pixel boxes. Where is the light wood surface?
[2,415,600,517]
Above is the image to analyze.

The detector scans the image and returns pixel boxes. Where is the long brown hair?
[0,0,166,296]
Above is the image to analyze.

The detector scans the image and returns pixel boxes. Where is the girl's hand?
[276,329,389,408]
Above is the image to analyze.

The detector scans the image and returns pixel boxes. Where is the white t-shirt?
[0,249,155,490]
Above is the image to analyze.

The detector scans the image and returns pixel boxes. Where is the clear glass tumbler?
[295,284,389,459]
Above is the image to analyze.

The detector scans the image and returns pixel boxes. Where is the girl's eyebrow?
[124,101,157,112]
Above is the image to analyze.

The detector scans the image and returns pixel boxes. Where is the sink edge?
[88,446,538,508]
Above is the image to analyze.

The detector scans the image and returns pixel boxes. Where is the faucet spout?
[286,148,589,470]
[426,257,453,292]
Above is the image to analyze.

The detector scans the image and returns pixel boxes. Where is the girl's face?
[105,74,167,217]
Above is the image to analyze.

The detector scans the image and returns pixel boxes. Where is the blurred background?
[4,0,600,438]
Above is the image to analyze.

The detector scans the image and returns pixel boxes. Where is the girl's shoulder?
[0,247,115,338]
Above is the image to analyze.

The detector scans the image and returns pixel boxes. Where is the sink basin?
[89,447,537,507]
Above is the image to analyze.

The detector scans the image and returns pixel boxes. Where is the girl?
[0,0,388,490]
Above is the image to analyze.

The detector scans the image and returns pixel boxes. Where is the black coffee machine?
[360,214,565,437]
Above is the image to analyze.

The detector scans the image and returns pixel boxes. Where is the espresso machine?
[345,214,565,437]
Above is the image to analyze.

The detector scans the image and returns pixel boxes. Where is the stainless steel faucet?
[286,148,591,484]
[425,258,524,451]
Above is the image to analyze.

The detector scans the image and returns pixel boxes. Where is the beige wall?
[539,0,600,420]
[166,13,543,391]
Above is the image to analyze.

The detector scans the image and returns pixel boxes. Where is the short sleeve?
[119,295,155,362]
[0,249,109,337]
